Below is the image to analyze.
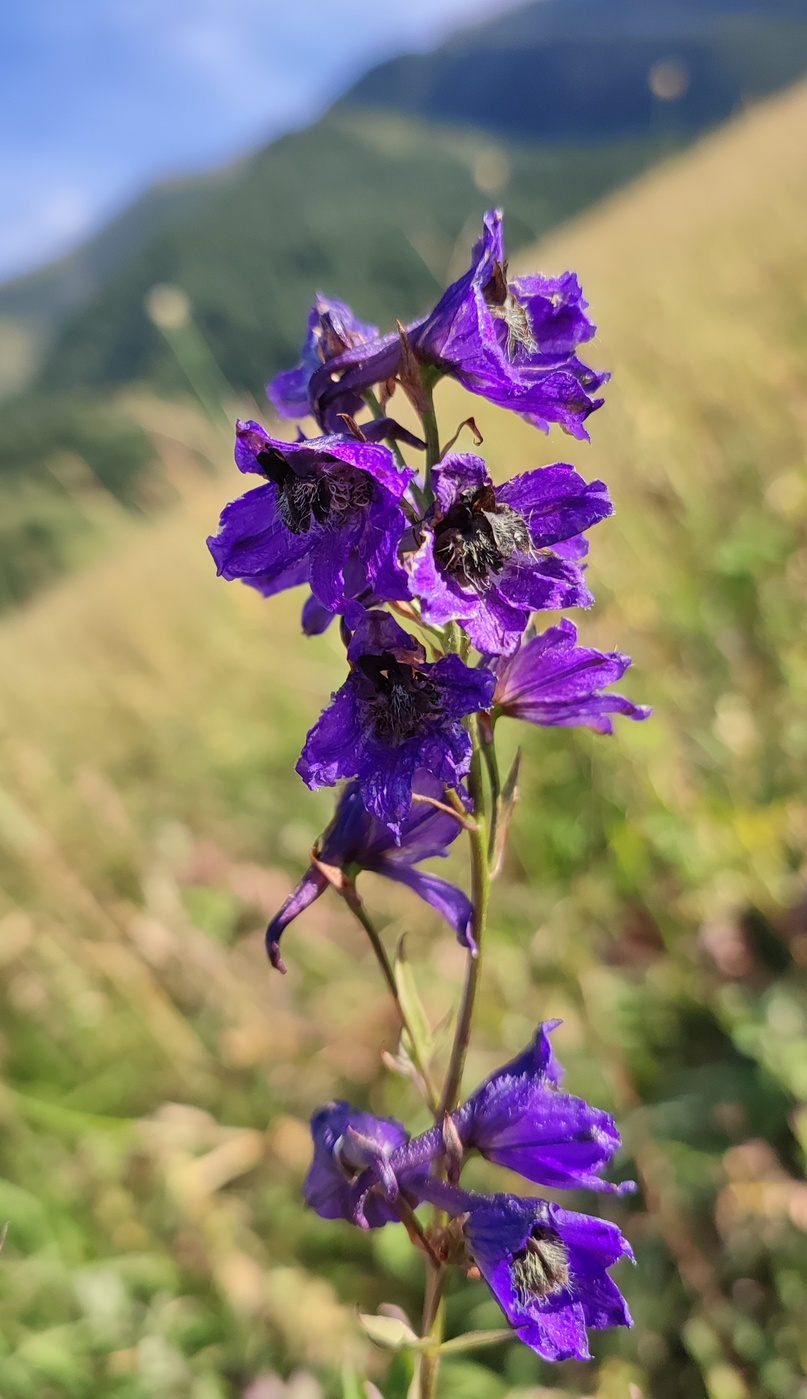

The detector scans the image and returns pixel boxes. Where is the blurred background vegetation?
[0,4,806,1398]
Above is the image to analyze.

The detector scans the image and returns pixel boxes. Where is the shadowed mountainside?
[346,0,807,141]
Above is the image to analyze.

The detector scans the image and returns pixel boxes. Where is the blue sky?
[0,0,515,283]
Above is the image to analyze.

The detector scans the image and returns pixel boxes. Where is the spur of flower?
[407,453,612,655]
[207,421,413,611]
[419,1182,633,1363]
[491,619,651,731]
[309,209,606,439]
[296,608,495,835]
[265,770,475,971]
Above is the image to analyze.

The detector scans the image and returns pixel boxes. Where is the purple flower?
[452,1021,632,1194]
[407,454,611,655]
[297,609,495,836]
[304,1101,409,1229]
[463,1192,633,1362]
[207,421,413,612]
[268,295,379,431]
[388,1021,632,1196]
[417,1181,633,1362]
[310,211,606,440]
[493,620,651,733]
[415,210,607,437]
[265,771,474,971]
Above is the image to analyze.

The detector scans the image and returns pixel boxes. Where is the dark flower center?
[356,650,442,745]
[511,1226,570,1304]
[258,448,373,535]
[483,260,537,360]
[433,484,531,588]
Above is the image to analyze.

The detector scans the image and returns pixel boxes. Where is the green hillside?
[35,111,680,399]
[4,0,807,409]
[0,166,242,399]
[0,78,806,1399]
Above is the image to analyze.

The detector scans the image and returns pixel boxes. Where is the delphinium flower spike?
[208,203,650,1393]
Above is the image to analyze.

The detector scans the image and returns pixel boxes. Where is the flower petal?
[265,866,328,973]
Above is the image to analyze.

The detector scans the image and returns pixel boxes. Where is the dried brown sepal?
[380,377,397,409]
[337,413,369,441]
[311,852,347,894]
[441,1113,464,1184]
[441,417,484,456]
[429,1215,471,1269]
[396,321,430,416]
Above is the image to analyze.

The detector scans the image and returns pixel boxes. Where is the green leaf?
[438,1329,513,1355]
[394,936,432,1057]
[492,748,521,877]
[342,1364,366,1399]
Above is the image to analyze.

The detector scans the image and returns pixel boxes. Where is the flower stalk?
[439,736,490,1118]
[210,207,651,1393]
[340,882,441,1115]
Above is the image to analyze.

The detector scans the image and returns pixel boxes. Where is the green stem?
[439,727,490,1117]
[419,1262,446,1399]
[479,720,501,867]
[364,389,408,471]
[421,387,441,500]
[341,885,440,1114]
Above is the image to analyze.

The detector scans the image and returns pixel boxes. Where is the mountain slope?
[35,111,675,398]
[1,77,807,1399]
[345,0,807,140]
[0,164,242,397]
[5,0,807,401]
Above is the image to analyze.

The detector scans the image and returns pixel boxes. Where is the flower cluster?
[209,210,647,832]
[304,1023,634,1362]
[208,208,650,1377]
